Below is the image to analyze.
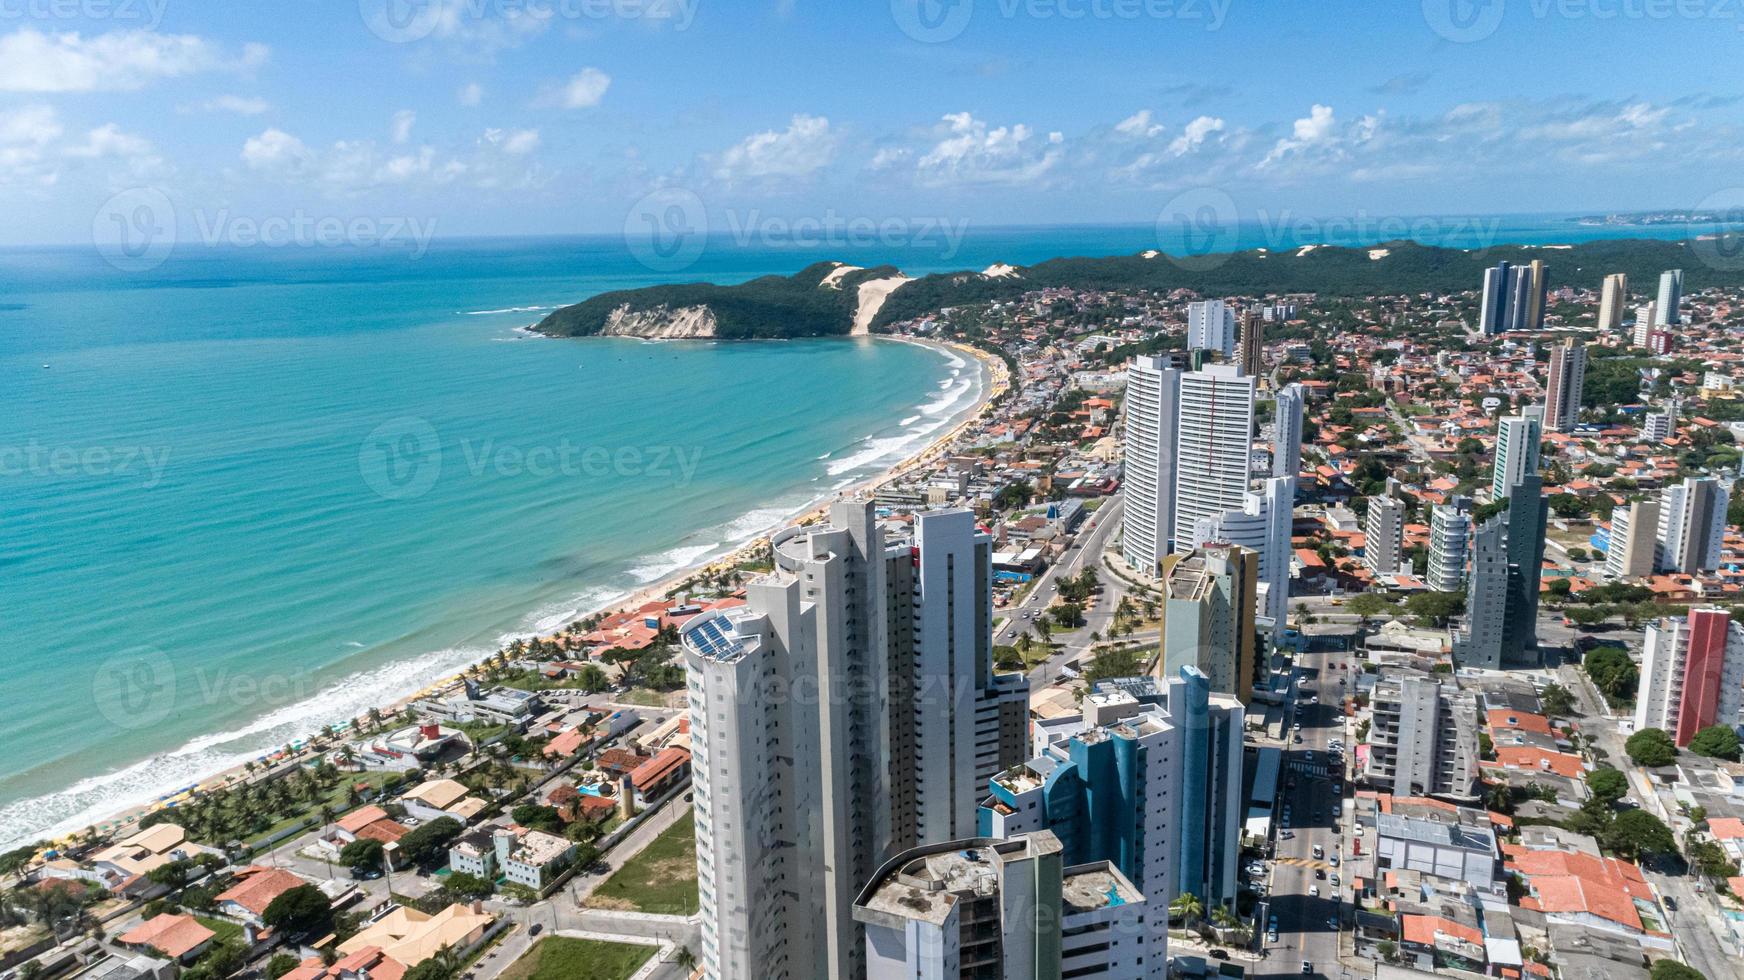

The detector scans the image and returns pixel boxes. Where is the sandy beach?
[43,334,1008,849]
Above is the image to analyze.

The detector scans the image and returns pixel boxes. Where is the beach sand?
[52,335,1007,848]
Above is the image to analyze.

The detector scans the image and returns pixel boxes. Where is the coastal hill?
[534,236,1744,339]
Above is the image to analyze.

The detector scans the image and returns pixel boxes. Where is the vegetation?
[262,883,332,937]
[498,937,655,980]
[1583,645,1639,707]
[1649,960,1707,980]
[1603,809,1677,861]
[397,817,464,869]
[584,813,698,915]
[1586,768,1628,805]
[1625,728,1679,768]
[1688,724,1741,762]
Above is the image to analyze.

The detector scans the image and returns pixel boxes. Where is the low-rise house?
[447,831,498,880]
[335,903,494,968]
[493,829,574,891]
[214,866,310,926]
[399,779,484,823]
[117,914,216,963]
[332,805,410,847]
[627,746,690,807]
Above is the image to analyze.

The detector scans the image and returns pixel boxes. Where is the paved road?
[994,493,1126,650]
[1258,645,1354,980]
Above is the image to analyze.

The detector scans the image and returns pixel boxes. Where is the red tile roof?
[119,914,215,959]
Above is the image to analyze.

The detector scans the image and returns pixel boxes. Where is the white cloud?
[458,82,483,107]
[1168,115,1226,156]
[541,67,611,109]
[0,28,267,93]
[191,95,271,116]
[913,112,1064,187]
[241,128,314,175]
[485,127,541,155]
[1260,104,1340,168]
[65,123,153,159]
[714,114,837,183]
[0,104,63,186]
[391,110,417,145]
[1114,110,1165,139]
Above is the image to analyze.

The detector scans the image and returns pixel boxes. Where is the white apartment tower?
[1192,476,1297,631]
[1633,302,1657,348]
[1657,269,1684,326]
[1121,355,1181,575]
[682,500,1026,980]
[1365,495,1406,577]
[1186,299,1238,357]
[1428,496,1472,592]
[1273,383,1305,480]
[1173,364,1257,552]
[1598,273,1628,332]
[1491,414,1541,499]
[1657,477,1730,574]
[1544,339,1587,432]
[1605,499,1661,579]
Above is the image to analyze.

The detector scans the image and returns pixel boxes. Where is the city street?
[1257,643,1354,980]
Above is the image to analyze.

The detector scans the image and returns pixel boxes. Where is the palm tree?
[675,946,698,971]
[1169,892,1203,929]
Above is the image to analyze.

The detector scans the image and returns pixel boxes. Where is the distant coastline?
[0,333,999,853]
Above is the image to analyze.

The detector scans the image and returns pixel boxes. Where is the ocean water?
[0,217,1703,849]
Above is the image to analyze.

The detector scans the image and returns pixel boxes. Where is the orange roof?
[629,746,690,792]
[1509,850,1650,900]
[337,805,391,834]
[543,726,586,758]
[354,819,409,844]
[1490,745,1584,778]
[120,914,215,959]
[1530,876,1644,933]
[1401,913,1482,947]
[1486,709,1553,735]
[216,866,308,916]
[1708,817,1744,841]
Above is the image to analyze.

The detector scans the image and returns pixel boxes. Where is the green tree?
[1586,767,1628,805]
[1585,646,1640,704]
[1169,892,1204,928]
[396,817,462,868]
[1649,961,1707,980]
[267,953,301,979]
[1604,809,1676,860]
[1540,683,1577,718]
[1689,725,1741,762]
[1083,645,1144,684]
[1626,728,1678,768]
[440,872,496,901]
[263,884,331,936]
[511,804,565,834]
[1346,592,1396,619]
[1404,590,1465,626]
[339,838,385,872]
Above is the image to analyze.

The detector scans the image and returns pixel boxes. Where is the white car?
[1309,886,1320,897]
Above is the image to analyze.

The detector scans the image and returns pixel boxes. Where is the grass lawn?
[242,770,401,848]
[617,688,679,708]
[584,812,698,915]
[194,915,244,945]
[499,937,655,980]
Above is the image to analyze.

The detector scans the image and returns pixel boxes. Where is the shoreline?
[8,333,1006,853]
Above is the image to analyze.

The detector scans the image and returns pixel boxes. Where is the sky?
[2,0,1743,247]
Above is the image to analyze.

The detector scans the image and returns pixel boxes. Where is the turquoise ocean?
[0,216,1706,848]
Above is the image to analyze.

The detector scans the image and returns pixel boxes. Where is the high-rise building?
[1544,339,1587,432]
[1428,496,1472,592]
[1172,365,1256,551]
[1632,302,1657,348]
[1657,477,1729,574]
[1598,273,1628,332]
[1162,543,1258,702]
[1491,414,1541,500]
[852,831,1155,980]
[1604,499,1660,579]
[1364,495,1405,577]
[1273,383,1305,480]
[1187,299,1237,357]
[681,500,1027,980]
[1190,476,1295,632]
[1120,356,1182,575]
[980,669,1246,923]
[1636,608,1744,746]
[1478,262,1511,335]
[1525,259,1548,332]
[1642,410,1676,443]
[1364,669,1482,800]
[1454,473,1547,670]
[1238,309,1264,377]
[1656,269,1684,326]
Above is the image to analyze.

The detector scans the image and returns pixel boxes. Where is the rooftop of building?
[857,834,1063,927]
[1060,862,1143,914]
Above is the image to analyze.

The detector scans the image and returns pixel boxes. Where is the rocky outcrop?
[598,303,718,338]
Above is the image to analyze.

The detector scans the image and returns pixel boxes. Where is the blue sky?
[2,0,1742,245]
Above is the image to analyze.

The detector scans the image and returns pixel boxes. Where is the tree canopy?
[1625,728,1678,768]
[1688,724,1741,762]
